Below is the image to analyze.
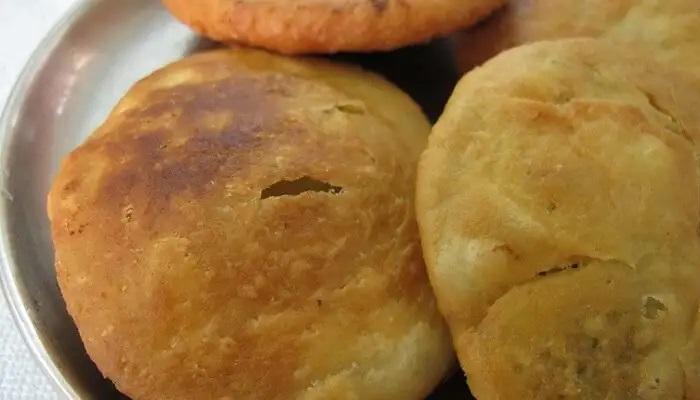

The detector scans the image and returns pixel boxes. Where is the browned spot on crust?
[370,0,389,12]
[92,75,300,211]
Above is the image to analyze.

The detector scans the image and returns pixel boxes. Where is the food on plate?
[162,0,505,54]
[47,48,453,400]
[455,0,700,71]
[416,38,700,399]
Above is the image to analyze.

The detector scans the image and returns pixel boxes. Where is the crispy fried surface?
[48,48,453,400]
[162,0,505,54]
[455,0,700,72]
[417,39,700,399]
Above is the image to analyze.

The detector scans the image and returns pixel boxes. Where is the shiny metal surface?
[0,0,465,398]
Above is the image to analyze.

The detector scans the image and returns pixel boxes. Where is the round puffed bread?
[162,0,505,54]
[455,0,700,72]
[47,48,454,400]
[417,39,700,399]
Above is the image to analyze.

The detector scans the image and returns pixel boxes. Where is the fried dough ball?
[162,0,505,54]
[417,39,700,399]
[455,0,700,72]
[48,48,453,400]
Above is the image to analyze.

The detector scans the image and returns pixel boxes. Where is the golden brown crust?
[162,0,505,54]
[455,0,700,72]
[466,262,695,399]
[417,39,700,399]
[48,48,453,400]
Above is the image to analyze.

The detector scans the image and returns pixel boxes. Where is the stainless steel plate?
[0,0,468,398]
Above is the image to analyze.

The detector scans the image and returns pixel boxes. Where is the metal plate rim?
[0,1,96,398]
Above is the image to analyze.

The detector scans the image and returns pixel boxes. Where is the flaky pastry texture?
[417,39,700,399]
[48,48,453,400]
